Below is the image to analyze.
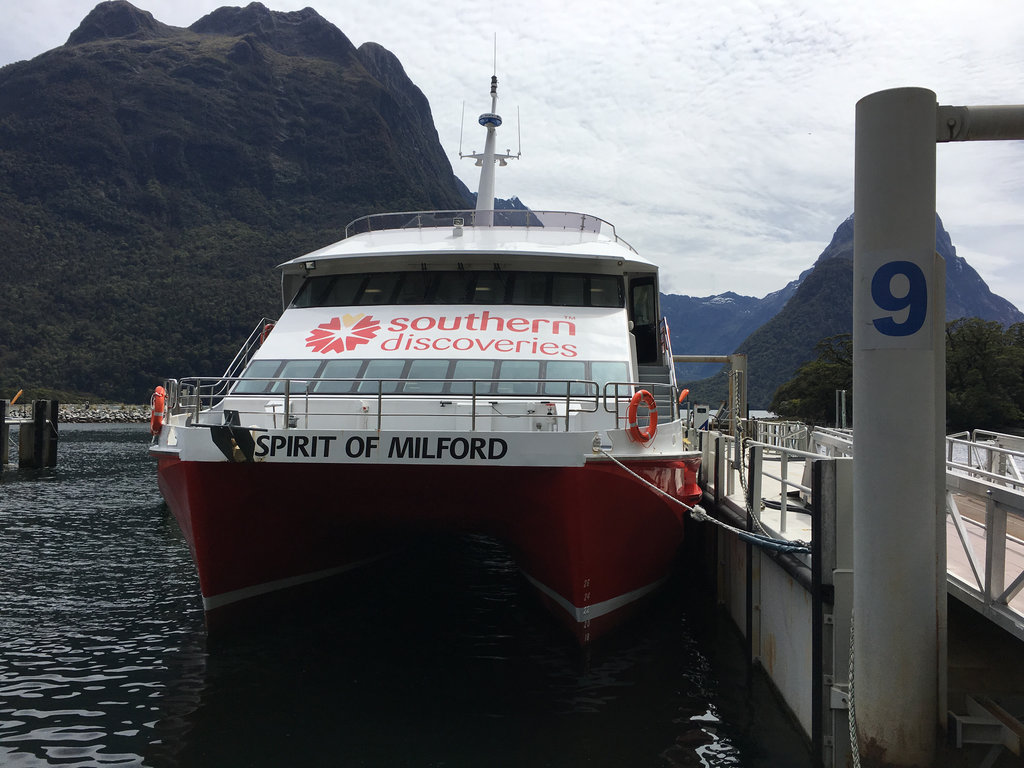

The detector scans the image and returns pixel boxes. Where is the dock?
[689,420,1024,767]
[1,399,59,470]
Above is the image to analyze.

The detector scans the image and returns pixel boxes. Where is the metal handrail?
[945,471,1024,621]
[600,381,679,428]
[170,375,676,432]
[747,420,811,451]
[221,317,276,381]
[947,432,1024,488]
[658,317,679,421]
[340,208,638,253]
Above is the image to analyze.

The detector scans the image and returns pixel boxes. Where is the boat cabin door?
[628,276,658,365]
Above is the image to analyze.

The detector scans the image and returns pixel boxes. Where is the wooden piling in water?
[0,399,8,467]
[17,399,59,469]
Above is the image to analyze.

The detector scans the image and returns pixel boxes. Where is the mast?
[461,72,519,226]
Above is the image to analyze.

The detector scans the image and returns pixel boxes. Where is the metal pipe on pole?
[853,87,942,766]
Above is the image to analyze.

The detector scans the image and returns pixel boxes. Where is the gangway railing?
[696,428,853,768]
[945,470,1024,637]
[699,423,1024,634]
[947,429,1024,491]
[747,419,811,451]
[945,429,1024,637]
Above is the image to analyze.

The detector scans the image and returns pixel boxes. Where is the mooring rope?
[597,448,810,555]
[849,610,862,768]
[736,436,779,540]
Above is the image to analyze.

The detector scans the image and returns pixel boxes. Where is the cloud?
[4,0,1024,309]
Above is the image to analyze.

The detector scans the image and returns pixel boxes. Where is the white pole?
[852,87,942,765]
[474,76,501,226]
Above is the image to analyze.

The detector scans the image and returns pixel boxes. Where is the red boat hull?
[157,456,700,644]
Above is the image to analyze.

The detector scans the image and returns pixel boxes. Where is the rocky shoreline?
[63,404,150,423]
[5,403,150,423]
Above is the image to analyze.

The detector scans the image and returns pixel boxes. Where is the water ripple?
[0,424,810,767]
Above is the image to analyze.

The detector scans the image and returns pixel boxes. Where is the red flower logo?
[305,313,381,353]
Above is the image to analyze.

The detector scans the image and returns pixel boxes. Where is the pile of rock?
[59,404,150,423]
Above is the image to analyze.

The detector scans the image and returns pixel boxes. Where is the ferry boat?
[150,75,702,644]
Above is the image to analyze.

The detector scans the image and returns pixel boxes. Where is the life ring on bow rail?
[626,389,658,444]
[150,385,166,436]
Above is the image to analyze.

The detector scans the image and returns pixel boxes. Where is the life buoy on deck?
[150,385,166,436]
[626,389,658,444]
[260,322,275,344]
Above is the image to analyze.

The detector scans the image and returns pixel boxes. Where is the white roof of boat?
[278,210,654,271]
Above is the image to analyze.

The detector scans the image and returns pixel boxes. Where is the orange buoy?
[678,388,690,403]
[626,389,658,444]
[150,385,166,436]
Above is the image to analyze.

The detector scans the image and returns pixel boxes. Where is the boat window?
[358,274,400,305]
[450,360,496,394]
[291,275,365,308]
[269,360,323,394]
[357,359,406,393]
[396,272,431,304]
[496,360,541,395]
[590,275,623,308]
[543,361,589,396]
[471,272,509,304]
[511,272,549,305]
[233,360,284,393]
[403,359,451,394]
[591,361,630,390]
[432,271,473,304]
[229,358,631,398]
[313,359,365,393]
[552,274,587,307]
[325,275,365,306]
[289,271,624,308]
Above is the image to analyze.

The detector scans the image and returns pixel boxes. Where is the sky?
[3,0,1024,308]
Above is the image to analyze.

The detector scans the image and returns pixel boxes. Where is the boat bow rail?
[161,375,678,434]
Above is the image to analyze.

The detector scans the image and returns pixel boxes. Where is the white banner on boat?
[182,428,594,467]
[256,305,630,362]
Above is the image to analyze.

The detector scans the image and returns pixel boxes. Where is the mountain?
[661,285,797,381]
[680,213,1024,408]
[1,2,1018,407]
[0,1,471,402]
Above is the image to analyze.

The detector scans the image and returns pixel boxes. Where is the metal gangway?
[691,421,1024,768]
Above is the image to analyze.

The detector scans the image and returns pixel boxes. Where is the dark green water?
[0,424,812,767]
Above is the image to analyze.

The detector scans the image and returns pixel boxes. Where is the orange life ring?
[150,385,166,436]
[627,389,658,444]
[260,322,275,344]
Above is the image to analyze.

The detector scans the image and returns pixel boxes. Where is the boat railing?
[658,317,679,419]
[220,317,277,383]
[342,209,638,253]
[169,376,678,433]
[601,381,682,428]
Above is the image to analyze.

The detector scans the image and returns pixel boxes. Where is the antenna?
[458,101,466,156]
[517,106,522,156]
[459,43,521,225]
